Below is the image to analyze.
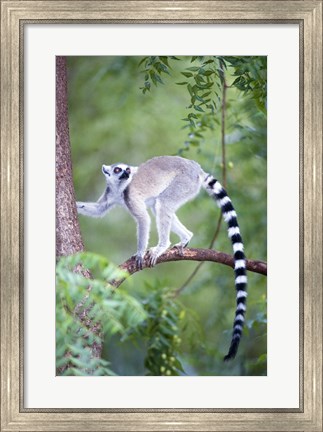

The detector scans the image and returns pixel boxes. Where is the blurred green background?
[67,56,267,376]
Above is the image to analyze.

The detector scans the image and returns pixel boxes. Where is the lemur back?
[77,155,247,360]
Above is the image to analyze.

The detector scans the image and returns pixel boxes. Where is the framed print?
[1,1,322,431]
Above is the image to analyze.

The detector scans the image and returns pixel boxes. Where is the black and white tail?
[202,173,247,360]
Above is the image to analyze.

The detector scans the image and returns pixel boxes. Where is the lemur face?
[102,163,137,188]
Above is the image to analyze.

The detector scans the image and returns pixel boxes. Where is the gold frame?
[1,1,322,431]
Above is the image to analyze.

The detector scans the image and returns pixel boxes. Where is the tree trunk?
[56,56,84,256]
[56,56,103,373]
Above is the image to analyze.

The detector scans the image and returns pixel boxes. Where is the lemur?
[77,156,247,360]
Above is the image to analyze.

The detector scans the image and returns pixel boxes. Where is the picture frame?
[1,1,322,431]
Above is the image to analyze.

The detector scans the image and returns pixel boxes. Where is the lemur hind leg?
[146,197,173,267]
[146,175,199,266]
[150,204,192,249]
[171,215,193,255]
[126,199,151,269]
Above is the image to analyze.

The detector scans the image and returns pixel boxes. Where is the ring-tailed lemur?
[76,156,247,360]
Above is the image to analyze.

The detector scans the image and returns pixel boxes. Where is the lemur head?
[102,163,137,192]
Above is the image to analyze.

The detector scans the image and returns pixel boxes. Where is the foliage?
[139,55,266,152]
[226,56,267,112]
[56,253,188,376]
[138,284,185,376]
[56,252,146,375]
[139,55,176,92]
[66,55,267,376]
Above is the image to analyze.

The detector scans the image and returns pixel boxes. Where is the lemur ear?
[102,165,111,176]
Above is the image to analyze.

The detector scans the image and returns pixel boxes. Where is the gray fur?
[124,156,203,267]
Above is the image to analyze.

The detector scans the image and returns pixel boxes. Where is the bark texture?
[56,56,84,256]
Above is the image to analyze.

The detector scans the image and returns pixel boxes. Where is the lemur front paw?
[76,202,85,209]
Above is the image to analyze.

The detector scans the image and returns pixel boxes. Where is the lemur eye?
[113,167,122,174]
[126,167,131,174]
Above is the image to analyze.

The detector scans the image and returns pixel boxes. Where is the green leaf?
[194,75,205,84]
[186,66,200,72]
[138,57,148,67]
[187,83,194,97]
[155,74,164,84]
[203,59,215,65]
[194,105,204,112]
[149,70,161,86]
[181,72,193,78]
[159,56,169,67]
[196,82,213,89]
[195,95,206,103]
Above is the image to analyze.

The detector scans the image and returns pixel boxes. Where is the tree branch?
[110,247,267,289]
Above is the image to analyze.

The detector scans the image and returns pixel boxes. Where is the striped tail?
[202,173,247,361]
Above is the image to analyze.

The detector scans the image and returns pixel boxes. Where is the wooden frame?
[1,1,322,431]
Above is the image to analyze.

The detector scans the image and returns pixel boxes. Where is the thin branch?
[109,247,267,289]
[177,65,228,294]
[221,76,227,188]
[176,212,222,295]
